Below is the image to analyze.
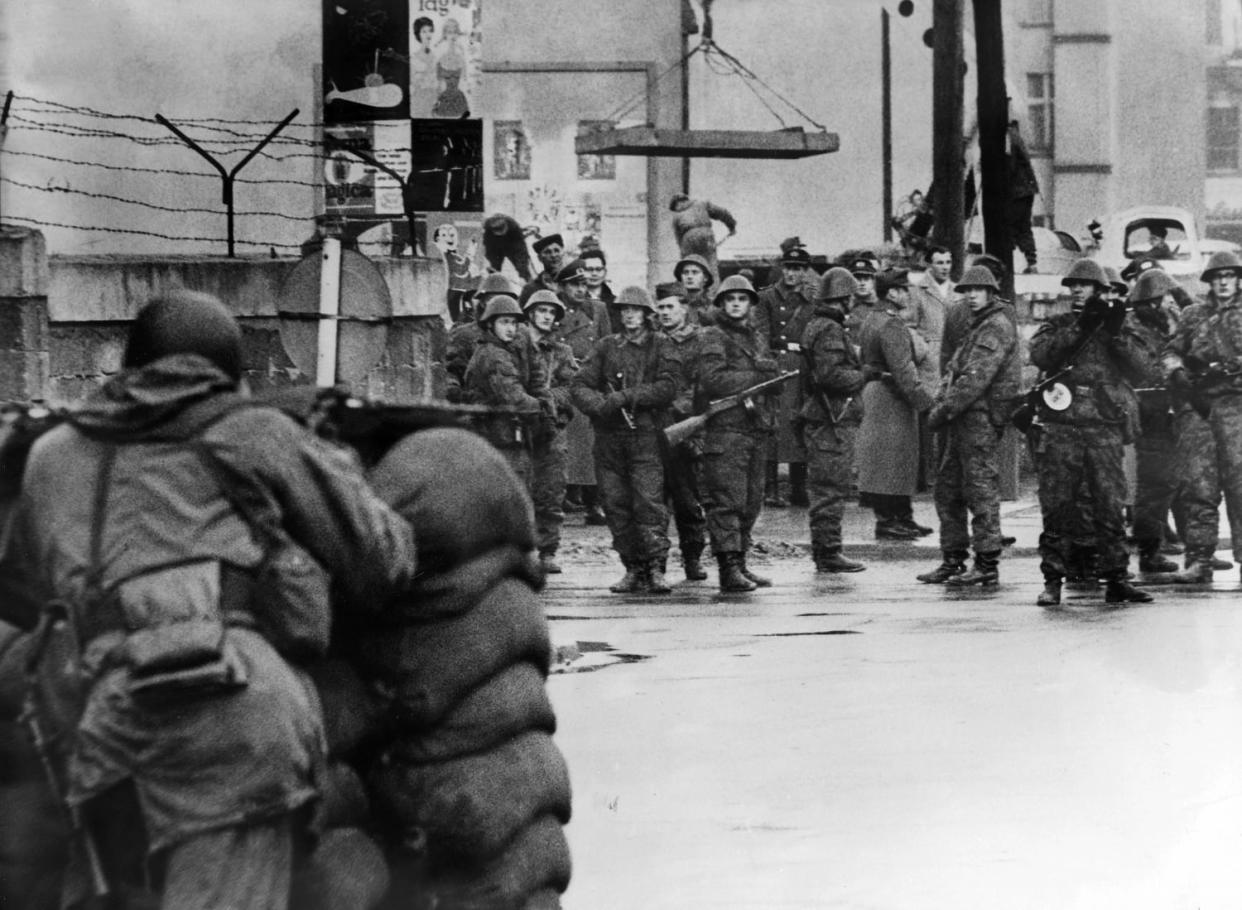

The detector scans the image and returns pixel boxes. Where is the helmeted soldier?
[799,267,867,572]
[674,253,717,327]
[1163,249,1242,582]
[464,294,552,486]
[1029,257,1156,606]
[523,289,578,575]
[919,265,1019,587]
[571,286,680,594]
[445,271,518,403]
[698,275,783,591]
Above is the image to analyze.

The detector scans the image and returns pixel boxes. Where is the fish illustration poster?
[324,0,412,122]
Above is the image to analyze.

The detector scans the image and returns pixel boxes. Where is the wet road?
[543,556,1242,909]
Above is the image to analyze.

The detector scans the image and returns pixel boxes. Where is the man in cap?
[1163,250,1242,582]
[655,291,710,580]
[519,232,567,306]
[0,291,416,908]
[919,265,1019,586]
[552,258,613,524]
[444,272,518,403]
[674,253,717,326]
[798,267,868,572]
[843,253,882,335]
[523,290,578,574]
[698,275,783,592]
[1028,258,1155,605]
[755,245,817,507]
[572,287,680,594]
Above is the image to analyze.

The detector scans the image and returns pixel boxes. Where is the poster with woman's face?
[408,0,481,119]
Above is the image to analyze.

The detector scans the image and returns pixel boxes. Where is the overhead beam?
[574,125,839,160]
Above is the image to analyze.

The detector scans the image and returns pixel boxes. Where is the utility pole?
[972,0,1012,300]
[882,7,893,242]
[931,0,965,278]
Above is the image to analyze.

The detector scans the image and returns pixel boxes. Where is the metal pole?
[317,237,342,386]
[0,90,12,225]
[972,0,1011,299]
[882,8,893,243]
[931,0,965,278]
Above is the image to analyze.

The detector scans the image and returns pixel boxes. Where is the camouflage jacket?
[1163,292,1242,395]
[660,321,703,421]
[935,301,1020,426]
[571,329,679,433]
[797,302,866,426]
[529,329,578,426]
[698,316,781,434]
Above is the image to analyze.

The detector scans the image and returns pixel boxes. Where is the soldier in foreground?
[444,271,519,403]
[919,266,1019,587]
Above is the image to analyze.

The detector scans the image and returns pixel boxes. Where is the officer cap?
[1128,269,1179,306]
[848,256,880,277]
[673,253,715,286]
[954,265,1001,292]
[478,295,525,324]
[818,266,858,302]
[124,290,243,382]
[614,285,656,312]
[876,268,910,298]
[532,233,564,254]
[477,272,517,297]
[1061,258,1110,289]
[1120,257,1162,282]
[781,247,812,267]
[1200,250,1242,282]
[555,260,587,284]
[712,274,758,306]
[523,289,566,319]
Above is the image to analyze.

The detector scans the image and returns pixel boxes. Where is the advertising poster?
[494,121,531,180]
[324,121,413,219]
[426,211,485,321]
[323,0,411,123]
[407,118,484,212]
[407,0,482,119]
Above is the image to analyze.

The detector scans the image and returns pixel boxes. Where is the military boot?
[740,551,772,587]
[916,550,968,584]
[609,561,646,594]
[647,559,672,594]
[1036,578,1062,607]
[1104,577,1154,604]
[718,553,757,593]
[1171,560,1213,584]
[682,543,708,581]
[814,547,866,573]
[1136,541,1177,574]
[946,550,1000,587]
[1212,556,1234,571]
[538,550,563,575]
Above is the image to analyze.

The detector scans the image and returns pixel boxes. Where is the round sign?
[1041,382,1074,412]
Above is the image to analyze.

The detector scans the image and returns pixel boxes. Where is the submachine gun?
[662,371,799,447]
[1179,355,1242,420]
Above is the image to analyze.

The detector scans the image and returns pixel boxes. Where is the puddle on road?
[755,630,861,637]
[550,640,652,674]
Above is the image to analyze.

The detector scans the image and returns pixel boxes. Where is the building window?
[1209,105,1240,172]
[494,121,531,180]
[1025,72,1054,153]
[576,121,617,181]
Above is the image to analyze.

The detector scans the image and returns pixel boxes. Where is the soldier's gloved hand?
[926,405,950,429]
[1077,297,1107,333]
[1103,301,1127,335]
[602,390,629,414]
[755,356,779,375]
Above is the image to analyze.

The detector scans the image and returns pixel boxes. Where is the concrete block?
[0,228,48,298]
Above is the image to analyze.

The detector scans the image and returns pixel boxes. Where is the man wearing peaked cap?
[917,264,1019,588]
[519,232,568,306]
[844,253,882,335]
[1120,256,1162,284]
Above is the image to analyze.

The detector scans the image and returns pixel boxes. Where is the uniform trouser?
[664,441,707,555]
[1132,428,1178,546]
[1209,394,1242,561]
[805,421,856,551]
[702,429,766,554]
[498,444,533,491]
[1034,421,1129,580]
[1172,407,1223,562]
[934,410,1003,554]
[594,430,670,564]
[531,430,568,555]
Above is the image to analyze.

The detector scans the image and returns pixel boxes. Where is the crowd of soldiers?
[446,226,1242,604]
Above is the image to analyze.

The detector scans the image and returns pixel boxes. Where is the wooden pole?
[882,8,893,243]
[931,0,965,278]
[973,0,1011,299]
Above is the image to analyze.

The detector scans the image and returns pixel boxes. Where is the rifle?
[605,372,637,431]
[663,371,799,447]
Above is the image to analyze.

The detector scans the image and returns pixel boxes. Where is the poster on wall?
[408,0,482,118]
[324,121,413,219]
[323,0,411,123]
[426,211,485,322]
[576,121,617,181]
[494,121,531,180]
[407,118,484,212]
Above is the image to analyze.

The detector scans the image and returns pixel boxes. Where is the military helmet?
[614,285,656,313]
[818,266,858,301]
[954,265,1001,292]
[1200,250,1242,282]
[1103,266,1127,295]
[478,294,525,324]
[124,290,243,381]
[1128,269,1179,305]
[477,272,517,297]
[712,274,759,306]
[1061,258,1110,289]
[523,289,566,320]
[674,253,715,286]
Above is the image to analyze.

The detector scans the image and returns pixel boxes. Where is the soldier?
[799,267,867,572]
[518,232,567,306]
[844,253,882,335]
[1126,268,1182,574]
[1028,258,1155,606]
[698,275,782,592]
[674,252,717,326]
[919,265,1019,586]
[444,272,518,403]
[571,286,679,594]
[464,295,551,487]
[523,289,578,575]
[0,292,416,909]
[1163,250,1242,582]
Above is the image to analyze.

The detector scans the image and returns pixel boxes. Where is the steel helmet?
[477,272,517,296]
[1200,250,1242,282]
[1061,258,1110,289]
[1128,269,1179,305]
[953,265,1001,292]
[124,291,243,381]
[523,289,566,320]
[614,285,656,312]
[478,294,525,324]
[817,266,858,301]
[673,253,715,286]
[1103,266,1127,295]
[712,274,758,306]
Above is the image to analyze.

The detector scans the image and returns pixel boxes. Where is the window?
[1209,105,1240,172]
[1025,73,1054,152]
[576,121,617,181]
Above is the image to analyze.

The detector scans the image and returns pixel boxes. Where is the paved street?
[543,496,1242,909]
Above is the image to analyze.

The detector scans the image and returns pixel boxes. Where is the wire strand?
[1,176,310,221]
[2,214,305,249]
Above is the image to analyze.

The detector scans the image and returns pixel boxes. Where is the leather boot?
[763,462,787,507]
[609,562,646,594]
[1212,556,1234,571]
[946,550,999,587]
[876,519,920,540]
[740,552,772,587]
[1136,541,1177,574]
[647,559,672,594]
[1036,578,1062,606]
[1171,560,1213,583]
[682,543,708,581]
[916,550,968,584]
[539,550,563,575]
[814,547,865,573]
[1105,577,1153,604]
[718,553,757,592]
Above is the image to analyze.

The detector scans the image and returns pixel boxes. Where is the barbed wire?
[1,176,309,221]
[3,214,306,250]
[0,147,320,188]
